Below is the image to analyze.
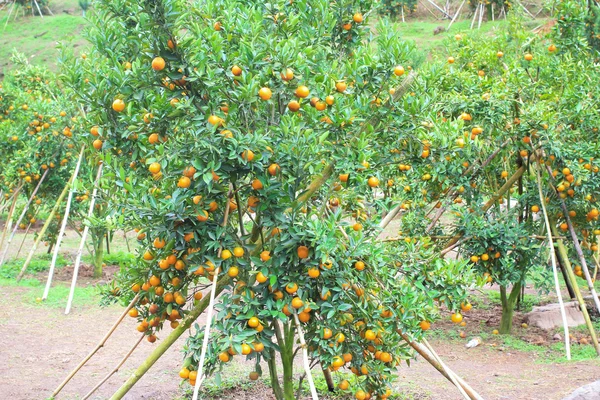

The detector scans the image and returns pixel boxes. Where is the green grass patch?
[0,0,87,73]
[0,277,99,307]
[0,253,67,279]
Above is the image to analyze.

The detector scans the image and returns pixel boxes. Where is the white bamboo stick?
[65,163,104,314]
[0,168,49,267]
[535,165,570,359]
[448,0,466,30]
[192,187,233,400]
[478,3,484,29]
[470,4,479,29]
[43,147,85,300]
[293,311,319,399]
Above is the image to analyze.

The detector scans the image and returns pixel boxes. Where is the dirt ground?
[0,279,598,400]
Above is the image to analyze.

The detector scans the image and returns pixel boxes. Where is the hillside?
[0,0,86,76]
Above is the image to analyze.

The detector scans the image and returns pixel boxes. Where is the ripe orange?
[364,329,376,341]
[179,368,190,379]
[153,237,166,249]
[227,266,239,278]
[355,390,367,400]
[367,176,379,188]
[531,205,540,213]
[260,250,271,262]
[148,162,161,174]
[335,81,347,93]
[233,247,244,257]
[393,65,405,76]
[297,245,309,259]
[241,343,252,355]
[151,56,166,71]
[451,312,463,324]
[295,85,310,98]
[177,176,191,188]
[281,68,294,81]
[291,297,304,309]
[258,87,272,100]
[112,98,125,112]
[288,100,301,112]
[286,282,299,294]
[524,53,533,61]
[353,13,364,23]
[447,57,455,64]
[338,380,349,390]
[354,261,365,271]
[218,352,230,362]
[251,179,263,190]
[268,163,280,176]
[420,320,431,331]
[241,149,255,161]
[256,271,268,283]
[221,249,232,260]
[248,316,260,328]
[249,371,259,381]
[92,139,103,150]
[231,65,242,76]
[461,302,472,312]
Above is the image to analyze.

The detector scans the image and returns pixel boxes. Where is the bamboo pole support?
[470,4,479,29]
[16,177,73,282]
[447,0,466,30]
[293,311,319,400]
[110,277,230,400]
[51,293,140,397]
[558,199,600,313]
[192,188,233,400]
[43,146,85,300]
[401,334,483,400]
[81,334,145,400]
[422,339,470,400]
[551,223,600,356]
[535,165,570,359]
[65,163,104,314]
[0,185,22,261]
[0,169,48,267]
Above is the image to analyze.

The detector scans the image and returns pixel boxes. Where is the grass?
[0,0,86,74]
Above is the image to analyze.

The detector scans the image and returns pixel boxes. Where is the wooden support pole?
[51,293,140,397]
[16,177,72,282]
[192,188,233,399]
[293,311,319,400]
[110,277,230,400]
[0,184,22,263]
[65,163,104,313]
[81,334,145,400]
[0,169,48,267]
[447,0,466,30]
[535,164,570,359]
[43,146,85,300]
[401,334,484,400]
[551,223,600,356]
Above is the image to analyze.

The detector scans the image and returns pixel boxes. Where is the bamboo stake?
[470,4,479,29]
[3,1,15,29]
[16,177,73,282]
[424,0,454,18]
[0,168,49,267]
[0,183,22,261]
[401,6,405,22]
[192,187,233,400]
[422,339,470,400]
[52,293,140,397]
[293,311,319,400]
[447,0,466,30]
[551,223,600,356]
[43,146,85,300]
[81,334,145,400]
[65,163,104,314]
[110,277,230,400]
[32,0,44,18]
[535,165,570,359]
[401,334,483,400]
[477,2,484,29]
[491,3,495,21]
[546,165,600,313]
[558,198,600,313]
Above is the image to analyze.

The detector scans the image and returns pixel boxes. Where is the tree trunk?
[93,234,104,278]
[499,283,521,334]
[281,322,296,400]
[267,349,284,400]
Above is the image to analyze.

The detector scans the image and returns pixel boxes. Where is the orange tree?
[60,0,480,398]
[379,15,600,334]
